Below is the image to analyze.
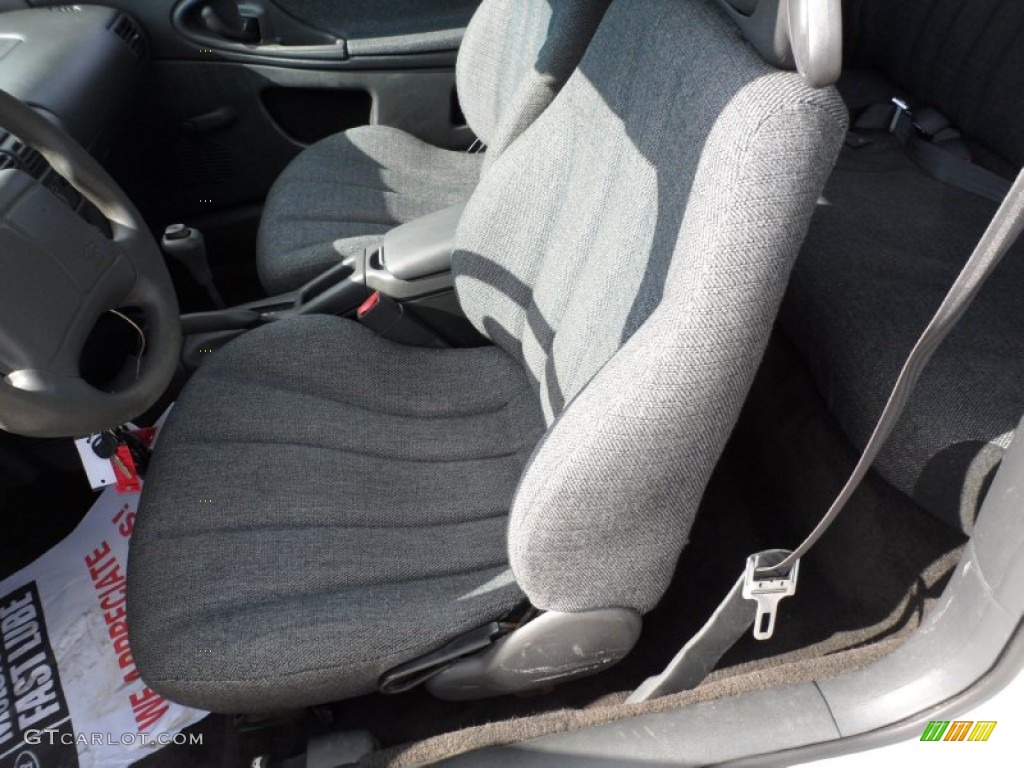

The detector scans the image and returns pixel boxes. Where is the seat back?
[453,0,848,615]
[456,0,611,165]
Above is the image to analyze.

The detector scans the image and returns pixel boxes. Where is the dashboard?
[0,5,152,397]
[0,4,146,216]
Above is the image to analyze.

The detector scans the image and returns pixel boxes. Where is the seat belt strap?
[627,551,793,703]
[853,99,1012,204]
[630,165,1024,703]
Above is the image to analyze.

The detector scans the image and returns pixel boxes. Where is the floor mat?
[0,487,207,768]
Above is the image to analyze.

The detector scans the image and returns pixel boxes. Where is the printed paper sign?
[0,486,208,768]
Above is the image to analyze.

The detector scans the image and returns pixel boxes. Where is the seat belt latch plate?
[742,553,799,641]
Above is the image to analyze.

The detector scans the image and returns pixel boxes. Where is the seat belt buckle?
[742,552,799,641]
[356,290,448,348]
[356,290,401,332]
[889,97,911,134]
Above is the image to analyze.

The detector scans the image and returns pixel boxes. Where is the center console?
[180,203,484,368]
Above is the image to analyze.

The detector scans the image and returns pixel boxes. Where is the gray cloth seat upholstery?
[780,0,1024,532]
[129,0,846,712]
[128,318,543,711]
[257,0,611,295]
[257,126,484,293]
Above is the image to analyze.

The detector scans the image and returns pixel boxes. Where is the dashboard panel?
[0,5,146,223]
[0,4,145,148]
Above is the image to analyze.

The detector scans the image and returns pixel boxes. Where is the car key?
[91,432,119,460]
[92,432,132,478]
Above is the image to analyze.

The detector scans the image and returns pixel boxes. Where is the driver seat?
[127,0,847,713]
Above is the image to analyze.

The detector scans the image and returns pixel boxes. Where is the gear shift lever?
[161,224,226,309]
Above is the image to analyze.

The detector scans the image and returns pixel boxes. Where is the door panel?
[26,0,482,63]
[16,0,481,300]
[22,0,480,206]
[271,0,481,42]
[172,0,349,62]
[166,0,481,65]
[111,61,468,234]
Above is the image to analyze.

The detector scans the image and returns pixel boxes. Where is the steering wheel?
[0,88,180,438]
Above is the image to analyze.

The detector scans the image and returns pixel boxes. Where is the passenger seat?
[781,0,1024,532]
[256,0,611,294]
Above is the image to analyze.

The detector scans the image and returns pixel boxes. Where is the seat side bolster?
[509,83,848,615]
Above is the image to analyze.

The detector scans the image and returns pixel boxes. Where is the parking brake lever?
[201,0,260,43]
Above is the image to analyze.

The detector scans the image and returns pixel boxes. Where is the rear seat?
[780,0,1024,532]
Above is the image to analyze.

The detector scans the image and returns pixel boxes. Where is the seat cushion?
[127,317,544,712]
[781,126,1024,532]
[257,126,484,294]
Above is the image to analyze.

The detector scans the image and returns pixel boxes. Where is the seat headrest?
[716,0,842,88]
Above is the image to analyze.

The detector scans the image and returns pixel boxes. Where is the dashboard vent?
[47,5,84,12]
[0,134,48,179]
[0,133,10,171]
[111,14,147,60]
[9,140,47,178]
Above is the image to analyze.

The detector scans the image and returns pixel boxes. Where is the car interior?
[0,0,1022,766]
